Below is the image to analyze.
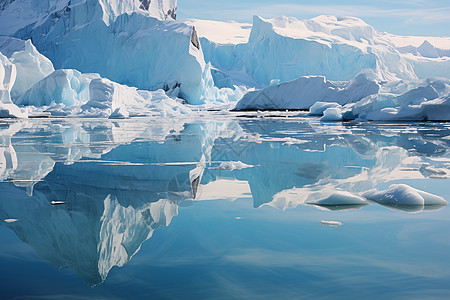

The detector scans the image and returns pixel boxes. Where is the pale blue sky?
[178,0,450,36]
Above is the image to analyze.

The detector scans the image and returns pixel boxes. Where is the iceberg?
[234,71,380,110]
[0,0,213,104]
[307,191,367,207]
[216,161,254,171]
[363,184,447,207]
[199,15,417,89]
[0,52,26,118]
[9,40,54,99]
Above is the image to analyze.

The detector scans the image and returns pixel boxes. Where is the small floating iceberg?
[307,191,367,211]
[4,219,18,223]
[321,220,342,227]
[363,184,447,208]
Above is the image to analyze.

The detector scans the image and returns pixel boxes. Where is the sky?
[177,0,450,37]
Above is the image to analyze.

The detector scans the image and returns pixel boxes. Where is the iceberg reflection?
[0,116,449,285]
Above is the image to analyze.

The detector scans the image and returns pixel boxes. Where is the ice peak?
[417,39,440,58]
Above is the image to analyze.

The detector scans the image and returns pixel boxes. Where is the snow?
[234,71,380,110]
[363,184,447,207]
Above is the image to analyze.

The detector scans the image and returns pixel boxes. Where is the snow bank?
[234,71,380,110]
[363,184,447,207]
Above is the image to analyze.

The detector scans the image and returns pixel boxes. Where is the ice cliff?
[0,0,213,104]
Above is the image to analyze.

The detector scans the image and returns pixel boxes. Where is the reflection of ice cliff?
[0,184,178,285]
[0,117,449,285]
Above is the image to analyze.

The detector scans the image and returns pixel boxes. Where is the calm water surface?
[1,113,449,299]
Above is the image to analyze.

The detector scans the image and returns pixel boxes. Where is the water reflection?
[0,115,449,286]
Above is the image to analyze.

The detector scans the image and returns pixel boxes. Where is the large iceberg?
[0,0,213,104]
[302,77,450,121]
[199,15,417,88]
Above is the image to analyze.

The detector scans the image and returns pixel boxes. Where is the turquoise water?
[1,115,449,299]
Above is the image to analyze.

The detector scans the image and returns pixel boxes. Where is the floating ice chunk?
[83,78,144,118]
[309,102,341,116]
[10,40,54,99]
[321,220,342,227]
[4,219,18,223]
[419,163,450,179]
[51,201,66,206]
[309,191,367,206]
[189,163,205,200]
[363,184,447,206]
[320,107,343,121]
[216,161,253,171]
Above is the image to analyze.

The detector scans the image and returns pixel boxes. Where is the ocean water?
[1,113,449,299]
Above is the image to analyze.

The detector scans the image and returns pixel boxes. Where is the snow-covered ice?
[0,52,27,118]
[9,40,54,99]
[234,71,380,110]
[216,161,254,171]
[363,184,447,207]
